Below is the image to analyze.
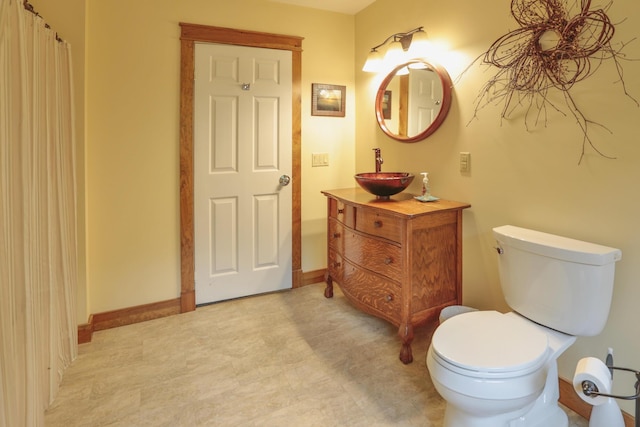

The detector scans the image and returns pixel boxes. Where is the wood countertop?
[321,188,471,218]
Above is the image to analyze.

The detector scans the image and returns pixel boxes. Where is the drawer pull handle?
[384,257,392,265]
[338,208,345,214]
[374,220,383,228]
[386,294,394,302]
[333,232,341,238]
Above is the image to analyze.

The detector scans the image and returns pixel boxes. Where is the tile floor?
[45,283,588,426]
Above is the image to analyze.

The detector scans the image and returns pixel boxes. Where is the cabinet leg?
[398,323,414,364]
[324,272,334,298]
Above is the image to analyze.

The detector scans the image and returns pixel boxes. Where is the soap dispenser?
[421,172,430,198]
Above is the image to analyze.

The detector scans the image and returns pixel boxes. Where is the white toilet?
[427,225,622,427]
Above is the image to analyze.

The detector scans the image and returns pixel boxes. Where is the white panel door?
[194,43,293,304]
[408,69,443,136]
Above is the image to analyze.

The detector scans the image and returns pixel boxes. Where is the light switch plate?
[312,153,329,167]
[460,152,470,173]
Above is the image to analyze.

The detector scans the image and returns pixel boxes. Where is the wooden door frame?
[179,23,303,312]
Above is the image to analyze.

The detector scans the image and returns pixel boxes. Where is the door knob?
[279,175,291,186]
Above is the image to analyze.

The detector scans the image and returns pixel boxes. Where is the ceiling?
[269,0,376,15]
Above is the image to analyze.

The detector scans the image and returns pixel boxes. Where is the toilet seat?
[431,311,549,378]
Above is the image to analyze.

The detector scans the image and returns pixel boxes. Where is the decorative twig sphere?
[471,0,637,163]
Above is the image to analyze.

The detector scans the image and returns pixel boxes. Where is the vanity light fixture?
[362,27,430,73]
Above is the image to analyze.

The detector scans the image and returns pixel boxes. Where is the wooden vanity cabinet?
[322,188,470,364]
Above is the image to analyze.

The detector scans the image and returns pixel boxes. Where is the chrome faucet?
[373,148,383,173]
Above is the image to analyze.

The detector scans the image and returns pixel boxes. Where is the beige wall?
[83,0,355,313]
[356,0,640,413]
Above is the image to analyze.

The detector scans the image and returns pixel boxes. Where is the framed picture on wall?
[311,83,346,117]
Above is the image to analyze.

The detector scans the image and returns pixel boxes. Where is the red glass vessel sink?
[354,172,415,199]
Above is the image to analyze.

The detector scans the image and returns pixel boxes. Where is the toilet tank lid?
[493,225,622,266]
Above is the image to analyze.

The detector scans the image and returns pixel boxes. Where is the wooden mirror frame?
[375,60,453,142]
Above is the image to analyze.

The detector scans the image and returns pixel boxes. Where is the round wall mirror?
[375,60,453,142]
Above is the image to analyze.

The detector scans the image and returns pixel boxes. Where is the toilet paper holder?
[580,365,640,427]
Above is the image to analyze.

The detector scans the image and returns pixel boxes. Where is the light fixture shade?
[362,49,383,72]
[383,40,405,69]
[408,29,430,58]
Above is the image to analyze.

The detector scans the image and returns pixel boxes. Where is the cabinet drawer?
[344,230,401,281]
[328,218,344,253]
[341,260,401,321]
[356,209,402,243]
[328,197,355,228]
[328,249,343,282]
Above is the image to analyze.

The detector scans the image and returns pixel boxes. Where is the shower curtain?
[0,1,78,426]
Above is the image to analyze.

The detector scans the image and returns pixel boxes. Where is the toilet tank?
[493,225,622,337]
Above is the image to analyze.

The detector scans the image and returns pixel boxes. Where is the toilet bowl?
[427,310,576,427]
